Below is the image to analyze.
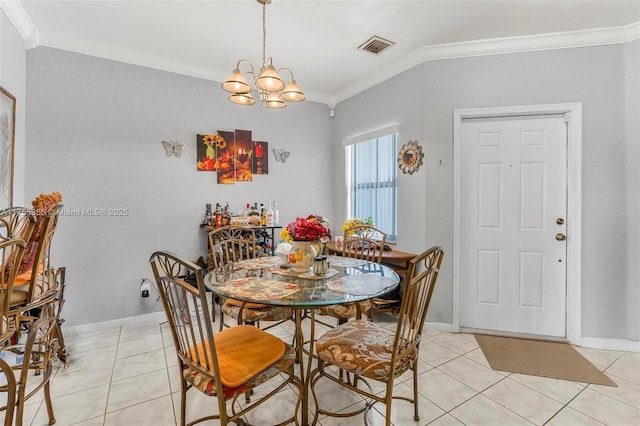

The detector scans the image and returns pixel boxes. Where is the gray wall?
[333,41,640,341]
[1,11,26,206]
[26,47,333,326]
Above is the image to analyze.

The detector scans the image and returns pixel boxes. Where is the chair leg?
[412,361,419,421]
[53,322,68,366]
[0,358,16,426]
[180,377,188,426]
[43,380,56,425]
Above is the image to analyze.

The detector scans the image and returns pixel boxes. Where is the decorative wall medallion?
[398,140,424,175]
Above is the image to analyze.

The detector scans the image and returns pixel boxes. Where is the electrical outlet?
[140,279,151,298]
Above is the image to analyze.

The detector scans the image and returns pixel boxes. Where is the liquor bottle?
[260,203,267,226]
[266,201,275,226]
[221,203,231,226]
[214,203,222,228]
[273,201,280,225]
[204,203,212,225]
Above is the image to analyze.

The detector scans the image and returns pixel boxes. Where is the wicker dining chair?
[2,315,60,426]
[316,225,386,325]
[9,207,61,321]
[0,238,28,426]
[149,251,302,426]
[309,246,444,426]
[208,226,292,331]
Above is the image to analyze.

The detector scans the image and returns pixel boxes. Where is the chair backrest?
[342,225,387,263]
[0,208,36,274]
[0,207,36,242]
[207,225,256,269]
[24,213,60,305]
[392,246,444,367]
[0,238,27,343]
[149,251,224,396]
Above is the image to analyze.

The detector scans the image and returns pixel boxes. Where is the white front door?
[459,114,568,338]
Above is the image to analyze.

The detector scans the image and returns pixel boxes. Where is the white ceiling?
[5,0,640,106]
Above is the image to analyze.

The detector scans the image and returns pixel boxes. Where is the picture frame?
[0,86,16,210]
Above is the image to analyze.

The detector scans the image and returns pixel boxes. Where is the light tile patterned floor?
[4,310,639,425]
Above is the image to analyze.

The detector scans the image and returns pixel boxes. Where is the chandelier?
[221,0,305,108]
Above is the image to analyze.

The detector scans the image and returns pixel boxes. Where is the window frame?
[344,128,398,243]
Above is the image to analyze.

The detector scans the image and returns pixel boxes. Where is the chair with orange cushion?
[316,225,386,325]
[2,204,68,366]
[309,246,444,426]
[208,226,292,332]
[149,250,302,426]
[8,206,63,330]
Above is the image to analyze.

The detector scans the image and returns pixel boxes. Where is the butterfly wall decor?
[272,148,291,163]
[161,140,185,158]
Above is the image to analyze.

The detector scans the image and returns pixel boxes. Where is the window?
[345,129,398,242]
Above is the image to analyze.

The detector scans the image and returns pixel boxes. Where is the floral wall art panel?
[234,129,253,182]
[216,130,235,184]
[197,133,226,171]
[252,141,268,175]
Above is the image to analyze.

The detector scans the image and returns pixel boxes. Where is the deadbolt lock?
[556,218,565,225]
[555,233,566,241]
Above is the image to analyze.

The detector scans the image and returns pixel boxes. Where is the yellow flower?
[342,217,374,235]
[203,132,226,147]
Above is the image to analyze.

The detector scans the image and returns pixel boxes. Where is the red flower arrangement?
[280,215,332,242]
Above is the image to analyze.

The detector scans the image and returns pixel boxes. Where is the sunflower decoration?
[203,133,226,159]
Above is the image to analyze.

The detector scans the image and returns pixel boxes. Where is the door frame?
[453,103,582,344]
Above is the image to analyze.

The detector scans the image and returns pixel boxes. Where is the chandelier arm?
[277,67,295,80]
[236,59,257,78]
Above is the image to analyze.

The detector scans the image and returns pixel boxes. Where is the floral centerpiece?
[341,217,374,236]
[280,215,331,272]
[280,215,332,243]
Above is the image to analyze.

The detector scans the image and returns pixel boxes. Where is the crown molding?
[3,0,637,107]
[0,0,38,48]
[333,22,640,105]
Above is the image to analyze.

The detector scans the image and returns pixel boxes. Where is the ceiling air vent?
[358,35,395,55]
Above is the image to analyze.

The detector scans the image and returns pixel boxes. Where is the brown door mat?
[475,334,617,387]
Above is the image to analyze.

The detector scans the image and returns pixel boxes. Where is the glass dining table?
[204,255,400,425]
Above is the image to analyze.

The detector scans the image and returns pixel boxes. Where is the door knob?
[556,218,565,225]
[555,233,566,241]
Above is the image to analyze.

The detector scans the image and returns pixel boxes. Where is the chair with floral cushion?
[149,250,302,426]
[316,225,386,325]
[309,246,444,426]
[208,225,293,332]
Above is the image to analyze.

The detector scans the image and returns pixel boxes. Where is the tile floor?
[3,310,639,426]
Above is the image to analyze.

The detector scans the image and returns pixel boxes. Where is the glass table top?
[204,255,400,307]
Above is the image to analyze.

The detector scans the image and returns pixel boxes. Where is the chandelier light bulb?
[229,93,256,106]
[281,79,306,102]
[264,91,286,108]
[221,69,251,94]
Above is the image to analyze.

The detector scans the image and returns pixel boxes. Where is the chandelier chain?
[262,1,267,68]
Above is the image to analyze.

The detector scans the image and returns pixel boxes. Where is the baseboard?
[64,311,166,335]
[424,321,456,333]
[577,337,640,352]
